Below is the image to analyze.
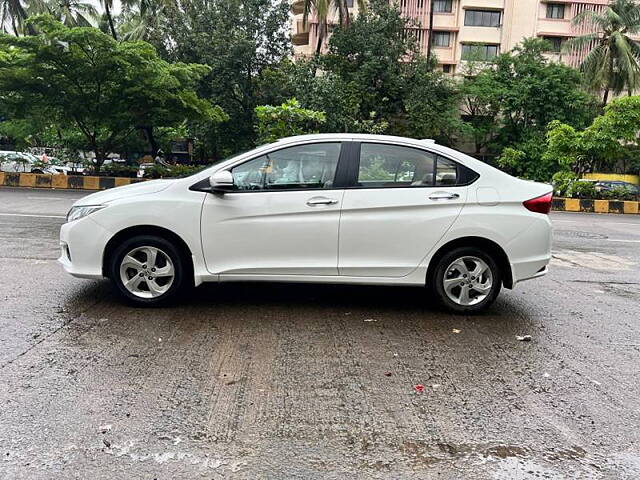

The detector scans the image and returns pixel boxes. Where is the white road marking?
[554,219,639,227]
[26,196,67,201]
[606,239,640,243]
[0,212,66,219]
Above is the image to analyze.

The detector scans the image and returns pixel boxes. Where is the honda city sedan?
[59,134,552,313]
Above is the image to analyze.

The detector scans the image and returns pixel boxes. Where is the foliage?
[551,170,578,196]
[602,186,639,200]
[566,0,640,104]
[142,163,202,178]
[302,0,365,54]
[543,96,640,175]
[160,0,291,159]
[254,99,326,144]
[567,180,597,199]
[0,16,224,173]
[101,162,138,177]
[288,0,460,142]
[496,148,526,171]
[461,38,599,180]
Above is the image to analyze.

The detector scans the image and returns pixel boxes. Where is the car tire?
[108,235,189,306]
[431,246,502,314]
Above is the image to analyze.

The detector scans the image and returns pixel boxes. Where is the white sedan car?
[59,134,552,313]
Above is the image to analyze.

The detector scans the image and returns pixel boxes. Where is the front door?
[201,142,345,276]
[338,142,468,277]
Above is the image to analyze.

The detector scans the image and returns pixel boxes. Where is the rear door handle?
[429,192,460,200]
[306,196,339,206]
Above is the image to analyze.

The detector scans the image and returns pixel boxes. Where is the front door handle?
[306,196,339,206]
[429,192,460,200]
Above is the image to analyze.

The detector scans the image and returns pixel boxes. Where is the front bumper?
[58,216,112,280]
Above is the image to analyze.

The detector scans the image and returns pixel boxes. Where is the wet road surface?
[0,186,639,479]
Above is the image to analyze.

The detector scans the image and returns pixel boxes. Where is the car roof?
[275,133,436,147]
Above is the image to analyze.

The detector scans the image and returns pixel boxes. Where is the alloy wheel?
[119,246,175,299]
[443,256,493,306]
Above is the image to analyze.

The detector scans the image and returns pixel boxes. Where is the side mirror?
[209,170,234,192]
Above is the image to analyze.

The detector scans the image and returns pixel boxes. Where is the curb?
[552,197,639,215]
[0,172,146,191]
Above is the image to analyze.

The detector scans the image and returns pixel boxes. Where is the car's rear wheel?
[432,246,502,314]
[109,235,187,306]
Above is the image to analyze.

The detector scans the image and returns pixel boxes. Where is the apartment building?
[291,0,610,73]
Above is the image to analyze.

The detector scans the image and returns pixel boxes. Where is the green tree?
[460,38,598,180]
[254,99,325,144]
[543,96,640,175]
[45,0,97,27]
[150,0,290,158]
[302,0,365,54]
[0,16,225,173]
[566,0,640,105]
[1,0,29,34]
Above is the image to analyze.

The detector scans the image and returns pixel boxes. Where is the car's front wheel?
[109,235,188,306]
[432,247,502,314]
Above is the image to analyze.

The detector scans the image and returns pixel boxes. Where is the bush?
[551,171,578,197]
[102,163,138,178]
[568,180,597,199]
[599,186,638,201]
[142,164,204,179]
[142,165,171,179]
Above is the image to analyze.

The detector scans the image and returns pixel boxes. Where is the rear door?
[338,142,471,277]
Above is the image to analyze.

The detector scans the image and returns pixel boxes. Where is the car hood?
[72,179,173,206]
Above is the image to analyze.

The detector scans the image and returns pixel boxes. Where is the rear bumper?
[58,217,111,280]
[511,259,550,286]
[507,215,552,287]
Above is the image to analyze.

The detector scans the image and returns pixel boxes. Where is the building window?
[543,36,563,52]
[432,31,451,47]
[464,9,501,27]
[433,0,453,13]
[546,4,565,19]
[443,64,452,73]
[346,0,354,6]
[461,44,499,60]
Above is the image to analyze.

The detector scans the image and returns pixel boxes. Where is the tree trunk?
[315,22,327,55]
[142,126,159,156]
[602,88,610,106]
[338,0,350,26]
[105,2,118,40]
[94,150,104,175]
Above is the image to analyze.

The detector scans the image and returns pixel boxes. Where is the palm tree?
[302,0,364,54]
[119,0,171,41]
[46,0,98,27]
[1,0,29,34]
[99,0,117,39]
[567,0,640,105]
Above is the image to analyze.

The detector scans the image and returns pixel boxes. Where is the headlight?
[66,205,106,223]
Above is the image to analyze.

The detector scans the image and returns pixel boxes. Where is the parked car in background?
[594,180,640,198]
[0,151,62,175]
[60,134,553,314]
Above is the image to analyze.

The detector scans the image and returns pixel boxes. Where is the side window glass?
[436,157,458,186]
[231,143,341,191]
[358,143,436,188]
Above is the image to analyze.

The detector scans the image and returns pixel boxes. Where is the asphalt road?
[0,186,639,479]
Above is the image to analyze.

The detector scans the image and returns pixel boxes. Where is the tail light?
[523,192,553,214]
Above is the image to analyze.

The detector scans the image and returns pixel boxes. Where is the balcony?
[292,32,310,46]
[292,0,304,15]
